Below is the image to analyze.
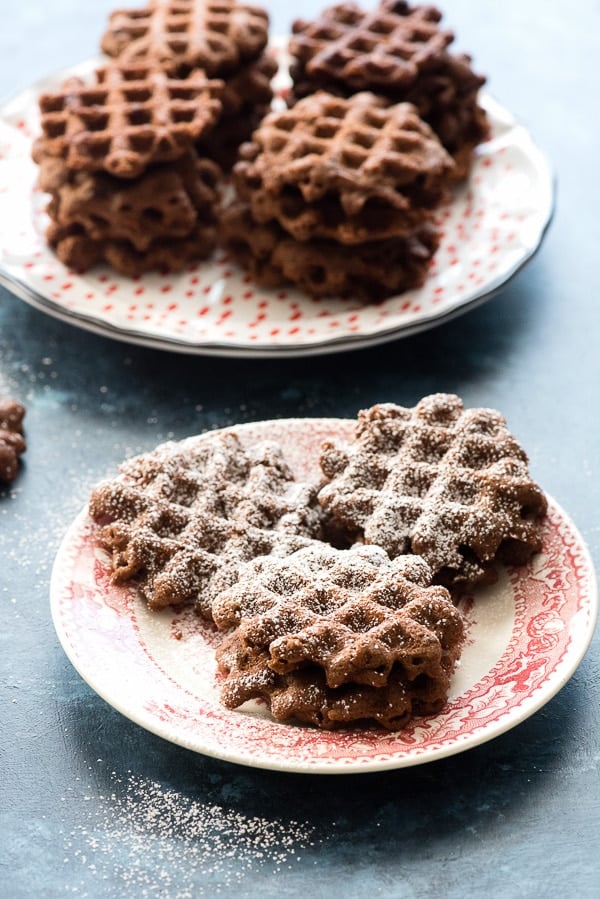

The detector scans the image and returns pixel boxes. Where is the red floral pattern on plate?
[0,47,554,357]
[50,419,597,773]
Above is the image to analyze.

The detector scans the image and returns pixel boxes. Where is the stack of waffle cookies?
[31,0,276,275]
[32,63,225,275]
[221,89,456,299]
[31,0,491,296]
[288,0,490,181]
[89,394,547,730]
[101,0,277,171]
[213,546,465,730]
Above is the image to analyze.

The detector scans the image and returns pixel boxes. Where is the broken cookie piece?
[0,398,26,483]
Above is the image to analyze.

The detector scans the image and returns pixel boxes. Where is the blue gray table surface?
[1,2,599,897]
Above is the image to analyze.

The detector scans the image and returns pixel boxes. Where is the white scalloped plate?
[50,419,597,773]
[0,46,554,357]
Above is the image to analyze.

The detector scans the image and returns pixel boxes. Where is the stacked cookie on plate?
[220,0,491,299]
[213,546,465,730]
[30,1,491,296]
[288,0,489,181]
[221,90,455,299]
[31,0,277,275]
[89,394,548,730]
[100,0,277,171]
[32,63,225,275]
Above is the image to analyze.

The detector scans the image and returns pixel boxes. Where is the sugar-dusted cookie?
[318,395,547,590]
[216,544,464,729]
[89,431,323,617]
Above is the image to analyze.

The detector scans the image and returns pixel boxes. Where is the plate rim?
[50,418,597,774]
[0,228,552,359]
[0,56,556,358]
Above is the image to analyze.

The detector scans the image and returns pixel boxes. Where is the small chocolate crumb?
[0,398,26,483]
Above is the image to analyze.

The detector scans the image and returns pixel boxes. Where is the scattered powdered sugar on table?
[61,770,317,897]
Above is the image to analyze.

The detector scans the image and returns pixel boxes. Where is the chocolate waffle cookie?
[197,52,277,169]
[233,90,455,244]
[32,64,223,178]
[197,105,270,171]
[41,151,220,253]
[251,666,455,729]
[215,544,464,728]
[290,1,452,92]
[45,219,218,277]
[89,431,323,617]
[219,51,278,116]
[101,0,270,77]
[219,658,454,729]
[220,199,439,299]
[396,51,489,180]
[0,399,26,483]
[288,1,489,180]
[318,395,548,590]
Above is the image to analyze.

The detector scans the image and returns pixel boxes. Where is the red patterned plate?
[0,47,554,357]
[50,419,597,773]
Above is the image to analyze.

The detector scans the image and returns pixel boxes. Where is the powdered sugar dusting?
[318,395,547,589]
[89,429,324,617]
[62,770,316,897]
